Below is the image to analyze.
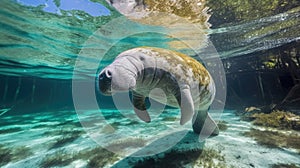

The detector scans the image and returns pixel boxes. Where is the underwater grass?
[0,144,12,166]
[105,138,147,152]
[133,148,203,168]
[194,148,227,168]
[217,121,229,132]
[251,110,300,131]
[50,135,79,149]
[133,147,227,168]
[271,163,300,168]
[0,144,33,166]
[40,150,74,168]
[40,146,119,168]
[49,130,83,149]
[243,128,300,152]
[82,147,119,168]
[12,146,33,161]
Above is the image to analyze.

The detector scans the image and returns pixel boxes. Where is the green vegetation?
[133,149,202,167]
[133,147,227,168]
[105,138,147,152]
[217,121,229,131]
[0,144,12,167]
[162,116,178,122]
[50,135,79,149]
[0,144,33,167]
[40,147,118,168]
[43,129,84,137]
[12,146,33,161]
[251,110,300,131]
[49,130,83,149]
[243,128,300,152]
[272,163,300,168]
[194,148,227,168]
[40,150,73,168]
[84,147,118,168]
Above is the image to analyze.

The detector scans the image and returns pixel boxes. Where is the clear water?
[0,0,300,167]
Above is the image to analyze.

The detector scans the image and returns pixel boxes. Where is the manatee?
[97,47,219,136]
[105,0,145,16]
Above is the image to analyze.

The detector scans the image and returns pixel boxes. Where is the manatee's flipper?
[132,91,151,123]
[175,87,195,125]
[192,109,219,137]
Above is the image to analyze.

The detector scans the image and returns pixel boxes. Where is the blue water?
[0,0,300,167]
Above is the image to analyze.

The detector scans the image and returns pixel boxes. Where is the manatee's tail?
[192,109,219,138]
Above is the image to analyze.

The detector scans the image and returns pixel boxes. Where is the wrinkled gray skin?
[97,47,219,136]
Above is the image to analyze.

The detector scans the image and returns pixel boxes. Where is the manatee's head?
[97,58,137,95]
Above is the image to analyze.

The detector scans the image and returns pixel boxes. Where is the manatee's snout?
[98,69,113,95]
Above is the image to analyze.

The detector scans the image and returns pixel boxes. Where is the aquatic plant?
[0,144,12,167]
[31,124,47,129]
[0,127,22,134]
[105,137,147,152]
[41,146,119,167]
[243,128,300,152]
[12,146,33,161]
[133,148,203,168]
[251,110,300,131]
[272,163,300,168]
[72,146,118,167]
[162,116,178,122]
[133,147,227,168]
[84,147,119,168]
[40,150,73,168]
[164,150,202,167]
[50,131,82,149]
[217,121,229,132]
[0,144,32,166]
[194,148,227,168]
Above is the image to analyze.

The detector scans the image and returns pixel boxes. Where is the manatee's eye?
[139,56,145,61]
